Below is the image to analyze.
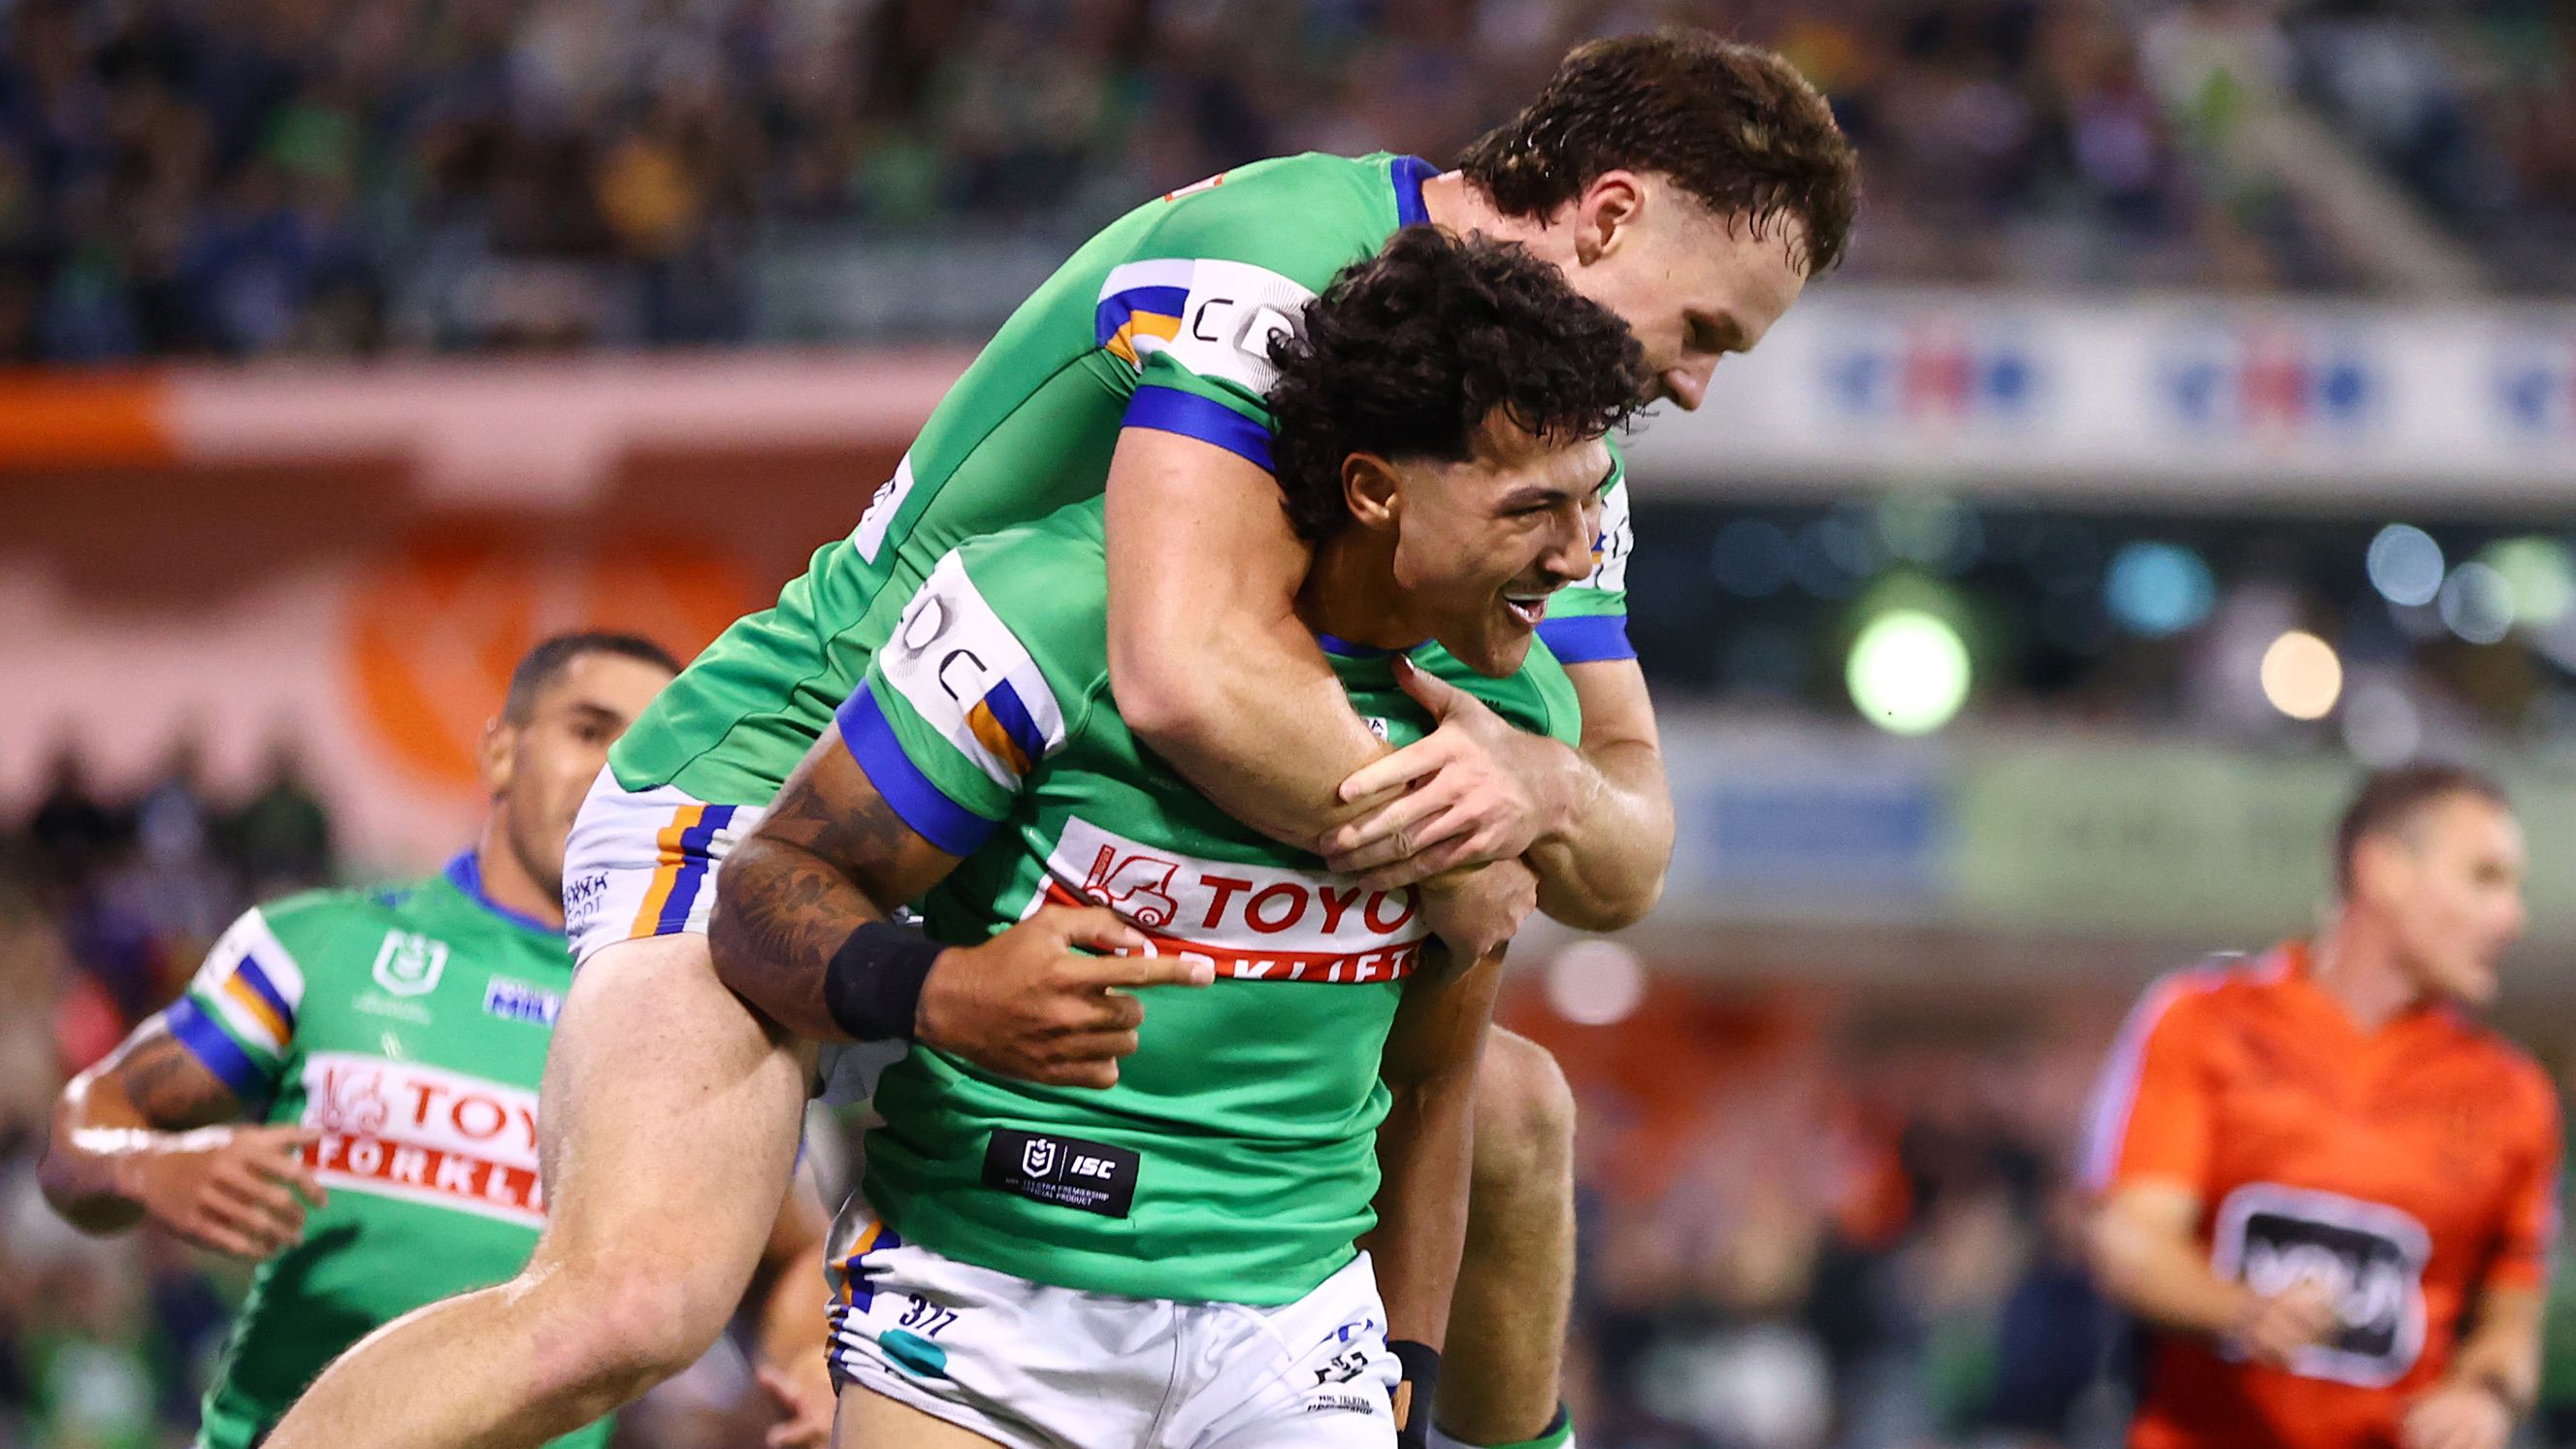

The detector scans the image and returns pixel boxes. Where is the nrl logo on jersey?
[373,931,450,998]
[483,976,563,1027]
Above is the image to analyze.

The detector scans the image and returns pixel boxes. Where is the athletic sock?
[1427,1403,1574,1449]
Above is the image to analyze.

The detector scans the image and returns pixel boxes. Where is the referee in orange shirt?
[2083,764,2560,1449]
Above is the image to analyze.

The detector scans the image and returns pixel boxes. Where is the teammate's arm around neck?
[1105,428,1666,924]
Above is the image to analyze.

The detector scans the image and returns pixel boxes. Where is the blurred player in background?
[2082,763,2560,1449]
[715,228,1641,1449]
[265,30,1858,1449]
[36,632,839,1449]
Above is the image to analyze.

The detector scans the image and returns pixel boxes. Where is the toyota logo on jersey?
[1037,816,1425,984]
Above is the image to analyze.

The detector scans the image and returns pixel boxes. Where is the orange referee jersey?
[2082,941,2561,1449]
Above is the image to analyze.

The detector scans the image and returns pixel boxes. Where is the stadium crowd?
[11,0,2560,359]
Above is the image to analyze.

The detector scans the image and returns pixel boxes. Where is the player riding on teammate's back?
[716,226,1645,1449]
[263,34,1860,1449]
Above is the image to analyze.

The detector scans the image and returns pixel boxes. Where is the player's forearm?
[2088,1211,2246,1340]
[1525,735,1670,931]
[709,832,890,1042]
[39,1073,152,1234]
[2445,1291,2543,1412]
[1361,945,1507,1350]
[1121,617,1386,854]
[1359,1057,1481,1351]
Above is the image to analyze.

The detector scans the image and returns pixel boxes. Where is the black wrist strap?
[822,920,946,1042]
[1388,1338,1440,1449]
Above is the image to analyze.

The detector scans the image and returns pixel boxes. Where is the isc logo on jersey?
[2211,1183,2430,1387]
[1034,816,1424,984]
[300,1055,545,1226]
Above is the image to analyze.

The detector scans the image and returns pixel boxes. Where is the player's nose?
[1661,359,1714,412]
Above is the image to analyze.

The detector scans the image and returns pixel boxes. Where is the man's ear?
[476,717,517,800]
[1572,170,1647,267]
[1342,453,1402,530]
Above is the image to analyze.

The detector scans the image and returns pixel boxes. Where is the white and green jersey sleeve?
[833,499,1582,1307]
[168,907,308,1103]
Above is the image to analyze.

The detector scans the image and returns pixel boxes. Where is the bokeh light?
[2103,541,2216,637]
[2439,562,2515,644]
[2259,631,2343,720]
[2339,678,2421,765]
[1545,939,1648,1027]
[2366,524,2445,607]
[1846,609,1972,735]
[2479,537,2575,627]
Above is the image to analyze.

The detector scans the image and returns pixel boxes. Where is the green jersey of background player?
[712,229,1646,1448]
[38,633,840,1449]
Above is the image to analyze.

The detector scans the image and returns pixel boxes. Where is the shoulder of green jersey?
[184,905,307,1060]
[1579,476,1633,596]
[1100,256,1317,396]
[874,548,1073,792]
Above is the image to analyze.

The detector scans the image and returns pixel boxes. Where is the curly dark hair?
[1457,29,1859,275]
[1265,226,1646,543]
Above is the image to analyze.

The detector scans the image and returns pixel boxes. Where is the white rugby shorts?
[561,767,766,967]
[828,1215,1402,1448]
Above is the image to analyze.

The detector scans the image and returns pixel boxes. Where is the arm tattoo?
[123,1030,242,1130]
[712,768,941,1037]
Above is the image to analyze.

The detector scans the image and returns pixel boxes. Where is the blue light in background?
[2103,541,2216,637]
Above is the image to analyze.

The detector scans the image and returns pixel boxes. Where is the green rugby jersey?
[840,499,1581,1305]
[164,855,603,1449]
[611,150,1631,808]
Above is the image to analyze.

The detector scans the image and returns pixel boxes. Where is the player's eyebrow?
[563,700,630,731]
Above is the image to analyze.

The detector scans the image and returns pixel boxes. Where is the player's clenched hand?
[2400,1381,2515,1449]
[2230,1279,2340,1368]
[915,906,1214,1088]
[1321,661,1580,890]
[122,1125,327,1260]
[1416,860,1538,962]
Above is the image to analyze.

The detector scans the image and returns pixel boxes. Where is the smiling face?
[1346,412,1614,677]
[1538,172,1810,412]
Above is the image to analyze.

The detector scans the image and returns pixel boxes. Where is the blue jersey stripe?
[1536,613,1635,664]
[836,685,1003,859]
[1124,385,1275,472]
[168,998,273,1102]
[980,678,1049,775]
[1095,285,1190,346]
[232,955,296,1034]
[655,805,738,937]
[1391,155,1437,228]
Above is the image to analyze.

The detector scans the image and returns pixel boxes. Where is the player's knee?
[517,1258,726,1406]
[1470,1030,1576,1201]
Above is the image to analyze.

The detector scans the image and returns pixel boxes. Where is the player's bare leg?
[834,1385,1008,1447]
[1435,1028,1579,1448]
[264,933,810,1449]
